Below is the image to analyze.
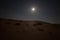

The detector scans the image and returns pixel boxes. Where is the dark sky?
[0,0,60,24]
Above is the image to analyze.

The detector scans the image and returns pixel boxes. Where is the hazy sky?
[0,0,60,24]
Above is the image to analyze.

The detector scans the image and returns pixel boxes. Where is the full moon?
[32,8,35,11]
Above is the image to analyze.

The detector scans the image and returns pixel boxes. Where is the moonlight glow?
[32,8,35,11]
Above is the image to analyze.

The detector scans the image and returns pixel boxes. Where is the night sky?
[0,0,60,24]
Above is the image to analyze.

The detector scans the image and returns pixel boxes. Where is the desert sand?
[0,18,60,40]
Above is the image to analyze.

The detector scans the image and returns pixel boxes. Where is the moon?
[32,8,35,11]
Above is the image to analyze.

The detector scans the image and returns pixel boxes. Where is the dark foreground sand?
[0,18,60,40]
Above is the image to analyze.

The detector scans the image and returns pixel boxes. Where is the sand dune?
[0,18,60,40]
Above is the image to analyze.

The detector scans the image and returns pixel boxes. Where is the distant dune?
[0,18,60,40]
